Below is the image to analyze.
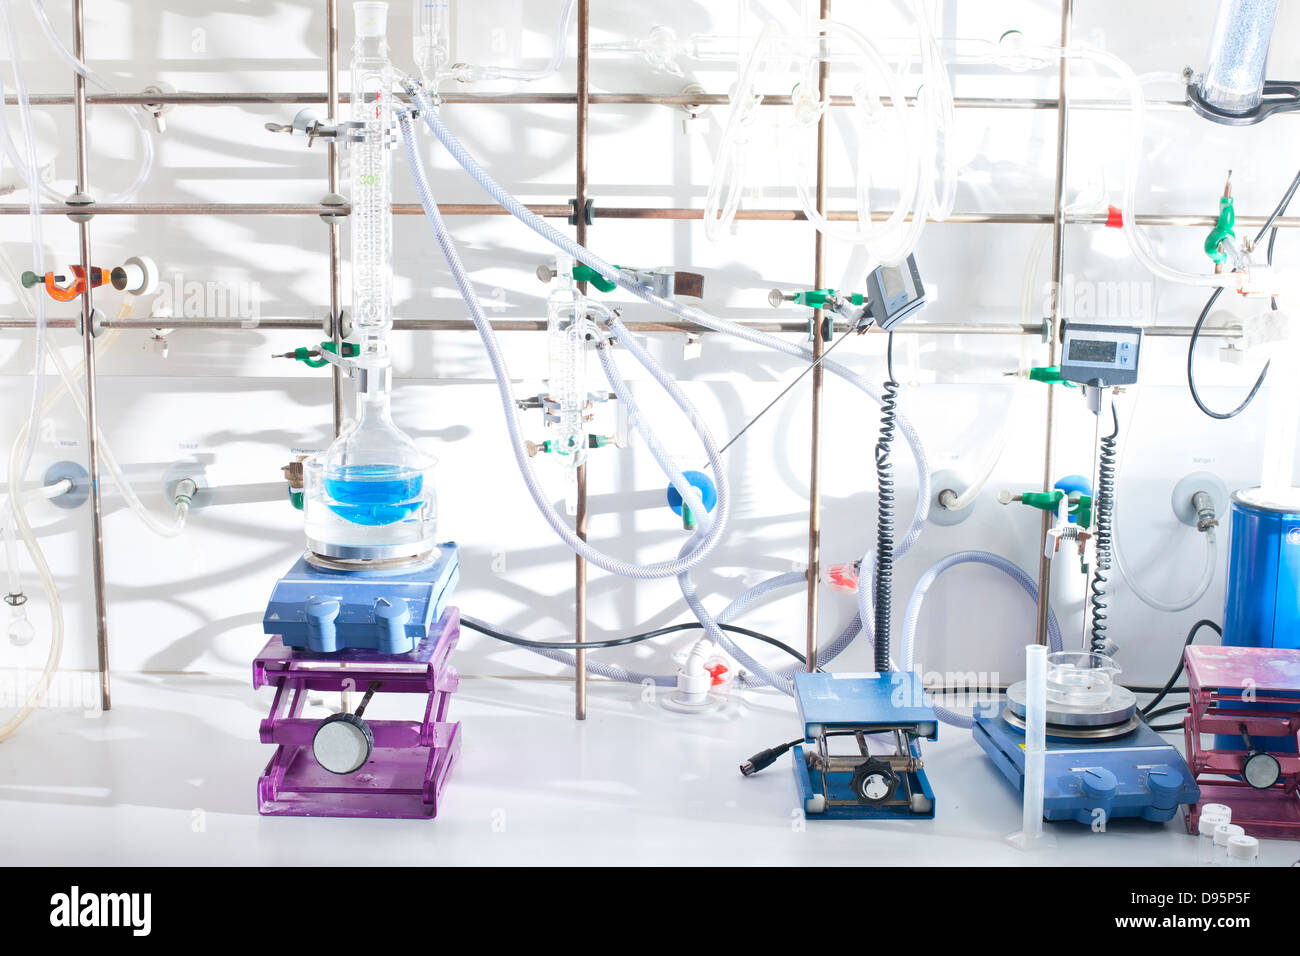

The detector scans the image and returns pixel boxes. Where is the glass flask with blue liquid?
[303,355,438,565]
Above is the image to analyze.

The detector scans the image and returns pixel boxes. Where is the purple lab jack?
[253,606,462,819]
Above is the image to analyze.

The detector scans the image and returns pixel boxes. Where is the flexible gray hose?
[676,543,794,695]
[717,570,865,679]
[900,550,1063,729]
[406,85,932,554]
[400,113,727,579]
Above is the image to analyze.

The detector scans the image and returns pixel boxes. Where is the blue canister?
[1219,490,1300,753]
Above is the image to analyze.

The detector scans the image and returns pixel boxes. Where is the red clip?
[1105,205,1123,229]
[705,663,729,687]
[42,265,108,302]
[825,562,859,593]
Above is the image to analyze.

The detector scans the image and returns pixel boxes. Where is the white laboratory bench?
[1,671,1296,867]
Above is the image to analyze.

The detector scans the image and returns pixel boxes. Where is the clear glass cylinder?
[351,2,395,348]
[1198,0,1279,114]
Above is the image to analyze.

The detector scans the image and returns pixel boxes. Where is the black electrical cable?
[1144,701,1193,732]
[873,331,899,673]
[1090,403,1118,653]
[461,617,809,665]
[1187,164,1300,419]
[1141,619,1221,719]
[739,729,867,776]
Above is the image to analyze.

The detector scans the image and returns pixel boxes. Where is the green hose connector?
[1014,490,1092,529]
[277,341,361,368]
[791,288,864,309]
[571,263,618,293]
[289,490,304,511]
[1026,366,1077,388]
[681,504,696,531]
[1204,194,1235,265]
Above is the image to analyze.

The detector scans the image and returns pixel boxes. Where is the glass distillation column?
[544,255,591,515]
[303,1,438,565]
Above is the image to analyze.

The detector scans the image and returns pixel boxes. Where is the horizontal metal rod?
[2,90,1213,111]
[3,201,1297,231]
[0,202,572,217]
[0,317,1243,337]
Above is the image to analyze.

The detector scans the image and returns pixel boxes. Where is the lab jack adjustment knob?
[849,757,899,806]
[312,712,374,775]
[1242,748,1282,790]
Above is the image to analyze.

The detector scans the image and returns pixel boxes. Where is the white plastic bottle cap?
[1198,812,1229,836]
[1226,834,1259,862]
[1213,822,1245,847]
[354,1,388,37]
[1200,802,1232,821]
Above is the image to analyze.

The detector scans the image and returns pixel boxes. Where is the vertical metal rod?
[805,0,831,671]
[1035,0,1073,647]
[573,0,590,720]
[327,0,343,436]
[71,0,110,711]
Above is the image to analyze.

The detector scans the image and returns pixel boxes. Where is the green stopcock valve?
[278,341,360,368]
[791,289,864,309]
[1026,366,1077,388]
[1204,191,1235,265]
[571,263,618,293]
[1013,490,1092,529]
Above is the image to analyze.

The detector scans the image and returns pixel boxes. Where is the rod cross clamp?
[265,109,365,147]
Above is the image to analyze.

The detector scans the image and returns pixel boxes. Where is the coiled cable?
[873,332,899,673]
[1090,404,1119,653]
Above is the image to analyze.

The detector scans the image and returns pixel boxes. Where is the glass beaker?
[1045,651,1121,708]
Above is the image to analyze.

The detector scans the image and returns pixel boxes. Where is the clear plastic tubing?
[900,550,1063,729]
[447,0,577,84]
[1021,643,1048,843]
[1198,0,1279,115]
[352,1,395,353]
[1,0,49,487]
[1260,343,1300,498]
[22,0,155,203]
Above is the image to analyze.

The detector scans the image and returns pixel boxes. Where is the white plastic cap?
[1227,834,1259,862]
[354,1,388,37]
[1214,822,1245,847]
[1201,802,1232,822]
[1198,812,1230,836]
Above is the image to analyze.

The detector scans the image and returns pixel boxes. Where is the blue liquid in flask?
[325,465,423,526]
